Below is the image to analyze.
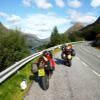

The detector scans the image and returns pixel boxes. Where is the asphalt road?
[24,43,100,100]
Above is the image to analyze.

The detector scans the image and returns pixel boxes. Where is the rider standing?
[61,43,76,59]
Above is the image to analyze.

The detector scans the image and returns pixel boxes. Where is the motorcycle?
[32,62,50,90]
[65,54,72,67]
[61,53,72,67]
[38,66,50,90]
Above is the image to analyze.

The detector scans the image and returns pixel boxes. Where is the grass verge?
[52,48,61,55]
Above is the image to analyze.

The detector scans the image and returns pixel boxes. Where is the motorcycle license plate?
[38,69,45,76]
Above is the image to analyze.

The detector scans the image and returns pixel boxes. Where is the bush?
[0,30,30,72]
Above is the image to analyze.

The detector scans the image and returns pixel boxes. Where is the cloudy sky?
[0,0,100,39]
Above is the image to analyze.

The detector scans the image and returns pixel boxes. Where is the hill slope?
[80,16,100,47]
[65,22,84,35]
[0,22,50,48]
[79,17,100,40]
[24,34,50,48]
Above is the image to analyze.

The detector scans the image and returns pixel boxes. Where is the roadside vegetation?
[0,29,30,72]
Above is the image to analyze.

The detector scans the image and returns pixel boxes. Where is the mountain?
[0,22,6,29]
[79,16,100,47]
[80,16,100,32]
[0,22,9,33]
[65,22,84,35]
[0,22,50,48]
[64,17,100,45]
[24,34,50,48]
[95,16,100,23]
[80,16,100,40]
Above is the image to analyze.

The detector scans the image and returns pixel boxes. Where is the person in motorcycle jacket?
[61,43,76,60]
[37,51,56,77]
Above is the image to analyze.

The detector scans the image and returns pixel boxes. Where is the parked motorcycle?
[61,53,72,67]
[32,63,50,90]
[65,54,72,67]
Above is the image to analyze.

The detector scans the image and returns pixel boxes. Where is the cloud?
[20,13,69,38]
[34,0,52,9]
[22,0,33,7]
[2,12,69,39]
[91,0,100,8]
[68,0,82,8]
[55,0,65,7]
[0,12,8,17]
[68,9,97,24]
[22,0,52,9]
[7,15,21,25]
[1,10,97,39]
[0,12,21,25]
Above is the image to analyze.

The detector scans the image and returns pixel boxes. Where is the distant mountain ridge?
[24,34,50,48]
[80,16,100,31]
[79,16,100,47]
[0,22,50,48]
[65,22,84,35]
[0,22,9,33]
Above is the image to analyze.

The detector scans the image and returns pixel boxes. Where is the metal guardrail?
[0,41,84,84]
[0,52,43,83]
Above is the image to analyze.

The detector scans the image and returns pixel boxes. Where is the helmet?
[67,43,72,48]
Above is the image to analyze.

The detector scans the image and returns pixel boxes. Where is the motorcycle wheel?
[41,75,49,90]
[67,60,72,67]
[65,60,72,67]
[31,64,38,74]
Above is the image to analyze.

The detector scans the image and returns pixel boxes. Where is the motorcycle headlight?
[68,55,72,59]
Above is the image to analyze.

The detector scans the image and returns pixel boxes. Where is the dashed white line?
[76,56,100,77]
[98,55,100,58]
[81,61,88,67]
[76,56,80,60]
[76,56,88,67]
[92,70,100,77]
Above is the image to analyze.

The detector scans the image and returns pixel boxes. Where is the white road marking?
[81,61,88,67]
[76,56,80,60]
[98,56,100,58]
[80,45,99,57]
[76,56,88,67]
[76,54,100,77]
[81,45,89,52]
[84,49,90,53]
[92,70,100,77]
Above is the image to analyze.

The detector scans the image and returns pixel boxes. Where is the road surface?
[24,43,100,100]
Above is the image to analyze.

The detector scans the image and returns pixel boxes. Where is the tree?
[50,26,61,46]
[68,33,76,42]
[60,34,69,43]
[0,30,30,72]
